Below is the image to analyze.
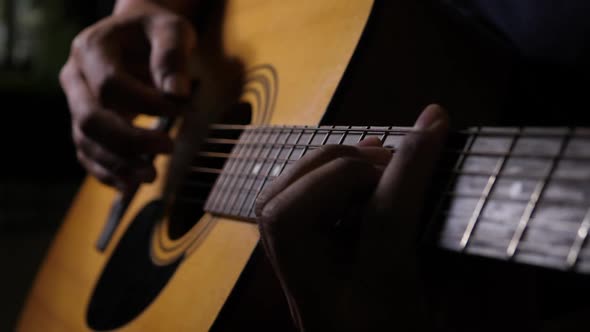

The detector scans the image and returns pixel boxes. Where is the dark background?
[0,1,114,330]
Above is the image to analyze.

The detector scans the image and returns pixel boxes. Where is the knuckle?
[77,112,100,135]
[89,163,114,185]
[160,14,192,36]
[71,32,88,55]
[254,184,279,218]
[71,125,85,146]
[95,70,118,105]
[58,61,72,87]
[76,151,86,164]
[71,27,100,56]
[257,198,283,233]
[152,45,182,73]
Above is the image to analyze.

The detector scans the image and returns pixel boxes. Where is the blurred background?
[0,0,114,329]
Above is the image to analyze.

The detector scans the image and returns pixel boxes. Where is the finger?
[370,104,449,241]
[255,145,391,217]
[76,149,119,188]
[257,157,381,232]
[356,136,383,147]
[61,60,174,156]
[73,43,181,115]
[257,157,383,327]
[79,110,174,156]
[147,15,196,96]
[74,126,157,183]
[257,157,381,297]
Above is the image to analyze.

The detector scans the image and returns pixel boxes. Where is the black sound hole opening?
[167,102,252,240]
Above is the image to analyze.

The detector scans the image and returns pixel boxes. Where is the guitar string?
[175,140,589,187]
[170,125,590,267]
[170,125,590,208]
[209,123,589,138]
[194,148,590,162]
[176,158,590,205]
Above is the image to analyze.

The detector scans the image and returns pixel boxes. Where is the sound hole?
[167,102,252,240]
[87,199,179,330]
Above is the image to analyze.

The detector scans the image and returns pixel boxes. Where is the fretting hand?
[255,105,449,330]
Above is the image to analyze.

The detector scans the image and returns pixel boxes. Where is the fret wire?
[237,126,287,217]
[203,165,223,209]
[221,128,258,214]
[230,126,275,215]
[247,127,301,218]
[234,127,282,217]
[425,130,478,246]
[256,128,305,216]
[295,125,321,164]
[214,130,257,212]
[336,126,349,145]
[459,127,513,250]
[204,124,238,209]
[223,128,269,214]
[379,127,393,147]
[205,131,241,211]
[203,150,226,210]
[506,130,572,258]
[207,130,250,211]
[566,207,590,269]
[206,174,275,196]
[239,126,325,218]
[208,131,245,212]
[236,125,414,135]
[225,127,269,214]
[252,126,331,218]
[357,126,369,144]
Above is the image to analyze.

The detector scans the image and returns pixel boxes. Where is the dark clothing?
[440,1,590,66]
[433,1,590,127]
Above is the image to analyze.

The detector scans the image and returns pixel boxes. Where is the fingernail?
[356,136,383,147]
[414,104,447,131]
[163,75,191,97]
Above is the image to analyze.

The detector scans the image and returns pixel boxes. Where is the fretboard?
[201,125,590,274]
[203,125,405,218]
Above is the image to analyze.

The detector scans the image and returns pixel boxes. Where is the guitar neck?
[200,124,590,274]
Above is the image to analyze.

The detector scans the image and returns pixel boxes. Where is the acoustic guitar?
[17,0,590,331]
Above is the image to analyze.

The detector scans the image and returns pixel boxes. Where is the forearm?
[114,0,202,18]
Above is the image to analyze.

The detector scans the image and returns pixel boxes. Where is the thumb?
[148,17,196,97]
